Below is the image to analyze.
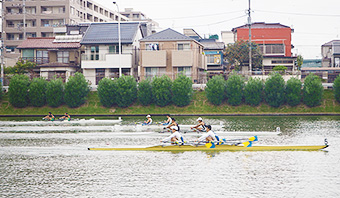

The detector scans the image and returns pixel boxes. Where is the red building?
[232,22,296,73]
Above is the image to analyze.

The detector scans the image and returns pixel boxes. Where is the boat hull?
[88,144,328,152]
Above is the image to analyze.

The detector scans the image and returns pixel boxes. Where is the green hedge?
[206,75,226,105]
[172,74,193,107]
[333,74,340,103]
[303,73,323,107]
[115,75,137,108]
[97,78,116,107]
[264,73,286,107]
[29,77,47,107]
[286,77,302,106]
[46,78,64,107]
[137,78,153,106]
[151,75,172,107]
[244,77,263,106]
[8,74,30,108]
[226,73,244,106]
[64,73,90,108]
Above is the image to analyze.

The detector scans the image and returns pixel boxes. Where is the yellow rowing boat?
[88,144,328,152]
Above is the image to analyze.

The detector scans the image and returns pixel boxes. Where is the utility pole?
[248,0,252,75]
[113,2,121,77]
[1,0,4,87]
[23,0,26,40]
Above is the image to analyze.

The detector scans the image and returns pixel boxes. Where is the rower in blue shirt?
[142,115,153,126]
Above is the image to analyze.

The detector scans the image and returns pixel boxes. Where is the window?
[178,43,190,50]
[146,43,159,51]
[145,67,165,78]
[178,67,191,77]
[90,46,99,60]
[109,45,120,54]
[259,44,284,55]
[36,50,49,64]
[96,69,105,85]
[57,51,69,63]
[207,55,215,64]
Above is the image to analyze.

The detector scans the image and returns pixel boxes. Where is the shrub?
[172,74,193,107]
[286,77,302,106]
[64,73,90,108]
[28,77,47,107]
[8,74,30,108]
[97,78,116,107]
[0,83,3,101]
[264,73,285,107]
[333,74,340,103]
[137,78,153,106]
[151,75,172,107]
[46,78,64,107]
[206,75,226,105]
[226,73,244,106]
[115,75,137,107]
[303,73,323,107]
[244,77,263,106]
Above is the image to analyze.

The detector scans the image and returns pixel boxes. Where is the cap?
[170,126,178,131]
[146,115,151,118]
[196,117,203,121]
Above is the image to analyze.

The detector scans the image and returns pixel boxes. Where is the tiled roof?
[140,28,195,41]
[232,22,292,32]
[80,22,140,45]
[17,37,80,49]
[322,40,340,54]
[199,39,225,50]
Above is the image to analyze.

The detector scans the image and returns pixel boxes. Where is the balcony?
[81,53,133,69]
[172,50,193,67]
[141,50,166,67]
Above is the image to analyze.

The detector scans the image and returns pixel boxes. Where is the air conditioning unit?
[6,49,12,52]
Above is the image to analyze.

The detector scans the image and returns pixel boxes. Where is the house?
[80,22,146,85]
[139,28,206,83]
[17,36,82,82]
[231,22,296,74]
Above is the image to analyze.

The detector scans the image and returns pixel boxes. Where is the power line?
[255,9,340,17]
[173,15,247,28]
[154,10,245,20]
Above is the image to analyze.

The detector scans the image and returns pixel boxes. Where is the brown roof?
[17,37,80,49]
[232,22,292,32]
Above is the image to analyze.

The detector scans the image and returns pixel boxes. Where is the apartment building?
[120,8,159,34]
[2,0,128,66]
[139,28,206,83]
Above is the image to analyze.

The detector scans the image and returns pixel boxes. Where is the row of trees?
[8,73,89,108]
[97,74,193,107]
[206,72,326,107]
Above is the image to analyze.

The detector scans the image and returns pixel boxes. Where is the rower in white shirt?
[197,125,220,143]
[191,117,207,132]
[142,115,152,126]
[161,125,184,144]
[161,114,172,126]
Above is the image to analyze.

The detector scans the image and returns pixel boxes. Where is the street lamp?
[112,2,122,77]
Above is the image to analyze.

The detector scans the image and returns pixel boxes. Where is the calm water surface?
[0,116,340,197]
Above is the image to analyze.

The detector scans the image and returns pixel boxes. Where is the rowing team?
[143,115,219,144]
[42,112,71,121]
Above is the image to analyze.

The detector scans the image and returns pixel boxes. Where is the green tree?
[286,77,302,106]
[297,55,303,70]
[151,75,172,107]
[226,73,244,106]
[205,75,226,105]
[334,74,340,103]
[8,74,30,108]
[303,73,323,107]
[97,78,116,107]
[244,77,263,106]
[4,60,36,75]
[137,78,153,106]
[64,73,90,108]
[46,78,64,107]
[0,83,3,101]
[115,75,137,108]
[264,73,286,107]
[28,77,47,107]
[272,65,287,74]
[172,74,193,107]
[223,40,263,70]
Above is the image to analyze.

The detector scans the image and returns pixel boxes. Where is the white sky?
[95,0,340,59]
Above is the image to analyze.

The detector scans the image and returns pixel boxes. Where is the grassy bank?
[0,90,340,116]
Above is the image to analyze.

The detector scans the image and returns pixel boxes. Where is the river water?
[0,116,339,197]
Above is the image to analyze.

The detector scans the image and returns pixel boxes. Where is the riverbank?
[0,90,339,116]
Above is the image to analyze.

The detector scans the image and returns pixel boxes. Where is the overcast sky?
[96,0,340,59]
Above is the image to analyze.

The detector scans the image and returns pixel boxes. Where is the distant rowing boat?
[88,144,328,152]
[0,118,122,126]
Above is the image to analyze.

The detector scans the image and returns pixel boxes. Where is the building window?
[90,46,99,60]
[146,43,159,51]
[259,44,284,55]
[36,50,49,64]
[207,55,215,64]
[178,43,190,50]
[178,67,191,77]
[145,67,165,78]
[109,45,120,54]
[96,69,105,85]
[57,51,69,63]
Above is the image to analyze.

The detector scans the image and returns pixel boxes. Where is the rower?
[161,125,185,144]
[59,113,71,121]
[161,114,172,126]
[166,117,180,131]
[197,125,220,144]
[191,117,207,132]
[43,112,55,121]
[142,115,153,126]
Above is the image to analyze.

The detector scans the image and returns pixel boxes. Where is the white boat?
[0,118,122,126]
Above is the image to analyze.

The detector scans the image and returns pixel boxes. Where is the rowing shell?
[88,144,328,152]
[0,118,122,126]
